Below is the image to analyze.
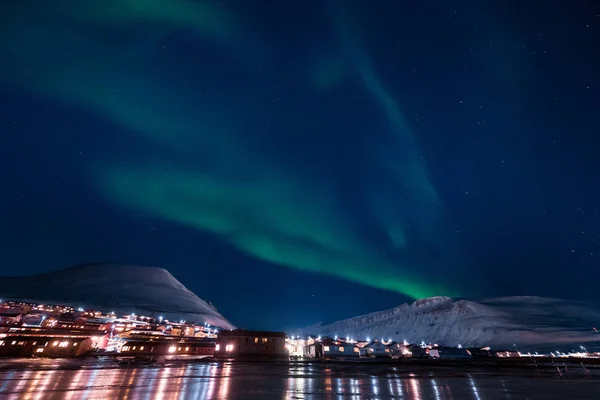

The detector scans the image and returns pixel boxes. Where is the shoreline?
[0,355,599,373]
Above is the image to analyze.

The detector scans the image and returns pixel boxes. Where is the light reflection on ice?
[0,360,598,399]
[432,379,441,400]
[469,376,481,400]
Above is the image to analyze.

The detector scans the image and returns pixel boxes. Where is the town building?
[215,329,286,357]
[428,346,472,359]
[0,335,94,357]
[120,338,215,356]
[493,350,521,358]
[304,337,359,359]
[407,344,428,358]
[387,341,412,359]
[359,340,392,358]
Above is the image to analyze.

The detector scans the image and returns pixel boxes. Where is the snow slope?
[0,263,235,330]
[298,296,600,349]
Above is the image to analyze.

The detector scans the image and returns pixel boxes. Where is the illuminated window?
[385,349,389,353]
[11,341,16,345]
[73,343,78,347]
[17,341,25,346]
[59,342,69,348]
[323,346,330,352]
[168,346,176,353]
[140,346,144,351]
[354,348,359,353]
[178,347,182,351]
[254,337,258,343]
[36,348,44,353]
[132,346,136,350]
[53,341,58,347]
[215,344,220,351]
[185,347,189,351]
[262,338,268,344]
[225,344,234,352]
[0,341,4,346]
[339,347,344,352]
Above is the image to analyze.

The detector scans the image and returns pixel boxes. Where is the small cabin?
[387,342,412,359]
[359,340,391,358]
[309,338,358,359]
[429,346,472,359]
[493,350,521,358]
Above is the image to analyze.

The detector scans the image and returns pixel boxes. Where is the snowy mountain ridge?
[0,263,235,330]
[298,296,600,349]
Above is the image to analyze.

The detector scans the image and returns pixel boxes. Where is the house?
[429,346,472,359]
[0,311,22,325]
[359,340,392,358]
[305,338,358,359]
[493,350,521,358]
[387,341,412,359]
[0,336,93,357]
[215,329,286,358]
[407,344,428,358]
[467,347,493,358]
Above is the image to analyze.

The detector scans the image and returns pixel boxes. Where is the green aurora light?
[0,0,458,299]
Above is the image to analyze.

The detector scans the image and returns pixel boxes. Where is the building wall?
[216,331,286,356]
[120,341,215,356]
[0,337,93,357]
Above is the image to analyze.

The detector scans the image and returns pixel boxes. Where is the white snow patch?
[297,296,600,349]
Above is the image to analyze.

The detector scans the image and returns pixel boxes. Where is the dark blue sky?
[0,0,598,330]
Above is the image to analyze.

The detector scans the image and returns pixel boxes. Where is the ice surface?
[298,296,600,349]
[0,263,235,329]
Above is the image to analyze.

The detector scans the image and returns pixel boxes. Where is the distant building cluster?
[0,299,289,360]
[285,335,599,361]
[0,299,597,360]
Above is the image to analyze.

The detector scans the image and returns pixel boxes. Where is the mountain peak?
[411,296,453,307]
[0,263,235,329]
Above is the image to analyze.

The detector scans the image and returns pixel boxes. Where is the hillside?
[298,296,600,350]
[0,263,235,329]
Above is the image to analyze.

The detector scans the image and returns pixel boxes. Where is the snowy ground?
[0,359,599,399]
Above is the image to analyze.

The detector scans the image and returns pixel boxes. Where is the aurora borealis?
[1,1,598,329]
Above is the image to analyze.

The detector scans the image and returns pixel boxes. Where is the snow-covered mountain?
[0,263,235,330]
[297,296,600,349]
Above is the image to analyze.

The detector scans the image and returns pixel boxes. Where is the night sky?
[0,1,598,331]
